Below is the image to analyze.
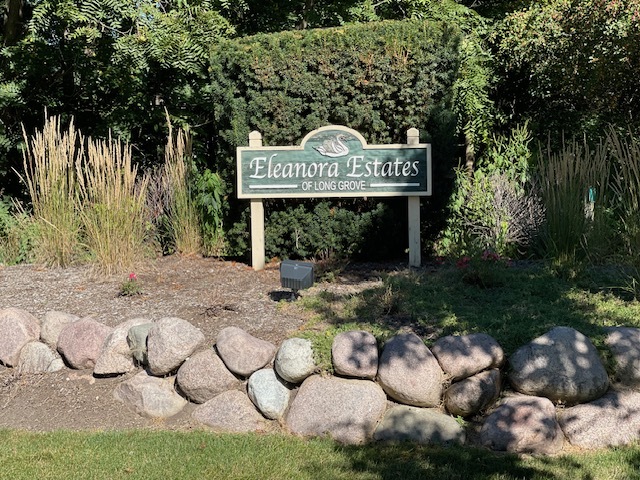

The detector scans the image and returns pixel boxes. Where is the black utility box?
[280,260,315,292]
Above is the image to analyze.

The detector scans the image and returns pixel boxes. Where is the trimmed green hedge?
[208,18,491,258]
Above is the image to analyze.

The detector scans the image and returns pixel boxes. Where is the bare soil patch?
[0,255,383,431]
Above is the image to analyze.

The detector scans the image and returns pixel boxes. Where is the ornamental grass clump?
[19,116,83,267]
[76,134,150,275]
[536,135,609,264]
[161,126,201,256]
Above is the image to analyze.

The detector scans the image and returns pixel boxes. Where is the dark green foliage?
[264,200,402,260]
[209,18,491,258]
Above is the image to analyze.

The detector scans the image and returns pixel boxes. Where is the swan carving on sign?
[314,134,350,158]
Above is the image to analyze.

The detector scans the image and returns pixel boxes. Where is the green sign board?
[237,125,431,199]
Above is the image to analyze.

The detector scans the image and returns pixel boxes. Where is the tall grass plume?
[19,115,83,267]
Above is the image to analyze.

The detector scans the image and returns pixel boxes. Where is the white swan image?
[314,134,350,157]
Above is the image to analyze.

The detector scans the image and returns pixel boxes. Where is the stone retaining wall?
[2,306,640,453]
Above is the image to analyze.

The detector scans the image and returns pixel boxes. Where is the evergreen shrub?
[208,18,491,259]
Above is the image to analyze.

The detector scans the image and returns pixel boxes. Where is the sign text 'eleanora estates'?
[237,126,431,198]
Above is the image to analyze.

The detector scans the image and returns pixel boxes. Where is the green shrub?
[0,198,36,265]
[265,201,399,261]
[436,123,542,258]
[209,17,494,259]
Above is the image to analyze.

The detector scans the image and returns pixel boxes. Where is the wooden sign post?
[237,125,432,270]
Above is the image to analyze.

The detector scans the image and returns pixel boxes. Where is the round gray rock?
[432,333,504,381]
[17,341,65,374]
[559,389,640,449]
[0,307,40,367]
[508,326,609,405]
[247,368,291,420]
[216,326,276,377]
[285,375,387,444]
[274,337,316,384]
[192,390,268,433]
[57,318,113,370]
[331,330,378,379]
[445,369,502,417]
[94,318,149,376]
[147,317,206,376]
[40,311,79,348]
[176,348,241,404]
[481,395,564,455]
[374,405,465,446]
[605,327,640,388]
[377,332,443,407]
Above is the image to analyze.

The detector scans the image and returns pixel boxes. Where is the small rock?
[285,375,387,444]
[374,405,465,445]
[445,369,502,417]
[114,371,187,418]
[274,337,316,384]
[192,390,268,433]
[481,395,564,455]
[0,307,40,367]
[17,341,65,374]
[147,317,206,376]
[377,332,443,407]
[94,318,149,376]
[331,330,378,379]
[432,333,504,381]
[216,326,276,377]
[176,349,241,404]
[127,323,154,365]
[57,318,113,370]
[40,311,80,348]
[247,368,291,420]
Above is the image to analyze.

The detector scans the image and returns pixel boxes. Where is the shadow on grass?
[302,442,593,480]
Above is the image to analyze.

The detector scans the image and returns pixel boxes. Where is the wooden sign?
[237,125,431,198]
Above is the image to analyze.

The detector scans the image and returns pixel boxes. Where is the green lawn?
[1,430,639,480]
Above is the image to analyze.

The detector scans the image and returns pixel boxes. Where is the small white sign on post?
[237,125,432,270]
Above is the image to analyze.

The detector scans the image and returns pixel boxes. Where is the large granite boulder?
[40,311,79,348]
[285,375,387,444]
[114,371,187,418]
[57,318,113,370]
[331,330,378,379]
[176,349,241,404]
[0,307,40,367]
[445,368,502,417]
[377,332,443,407]
[247,368,291,420]
[147,317,205,376]
[216,326,276,377]
[374,405,465,446]
[481,395,564,455]
[94,318,149,376]
[274,337,316,384]
[432,333,504,381]
[192,390,268,433]
[508,326,609,405]
[605,327,640,388]
[559,389,640,449]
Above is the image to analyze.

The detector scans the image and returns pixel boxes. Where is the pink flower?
[456,256,470,269]
[129,272,137,281]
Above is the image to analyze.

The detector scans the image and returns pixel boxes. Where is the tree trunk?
[2,0,24,46]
